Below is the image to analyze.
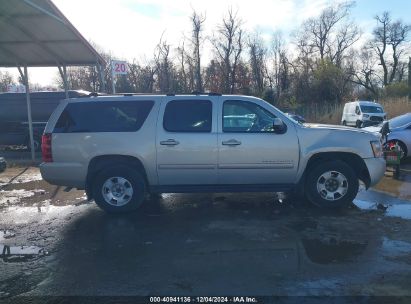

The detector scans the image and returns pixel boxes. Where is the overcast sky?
[2,0,411,87]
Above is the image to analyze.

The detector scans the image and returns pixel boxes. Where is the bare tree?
[154,35,173,93]
[330,20,361,67]
[270,32,290,99]
[128,59,157,93]
[296,1,359,66]
[211,8,244,93]
[349,47,380,97]
[248,32,266,96]
[0,71,14,92]
[176,41,190,92]
[190,10,206,92]
[372,12,411,85]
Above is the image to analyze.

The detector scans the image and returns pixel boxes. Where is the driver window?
[355,106,361,115]
[223,100,277,133]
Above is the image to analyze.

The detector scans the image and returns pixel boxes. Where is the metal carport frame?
[0,0,106,161]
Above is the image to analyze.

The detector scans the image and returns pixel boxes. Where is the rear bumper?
[40,162,86,189]
[363,157,386,187]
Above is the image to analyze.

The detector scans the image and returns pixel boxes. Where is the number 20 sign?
[111,60,128,75]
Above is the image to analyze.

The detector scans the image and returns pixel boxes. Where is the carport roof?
[0,0,105,67]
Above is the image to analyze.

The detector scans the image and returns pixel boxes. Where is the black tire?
[305,160,359,209]
[397,141,408,160]
[92,166,146,213]
[355,120,362,128]
[342,120,347,126]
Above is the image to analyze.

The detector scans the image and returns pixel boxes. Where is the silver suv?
[40,94,385,213]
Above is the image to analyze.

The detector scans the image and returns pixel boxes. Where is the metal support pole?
[58,65,69,99]
[111,60,116,94]
[63,65,68,99]
[96,63,106,93]
[18,66,35,162]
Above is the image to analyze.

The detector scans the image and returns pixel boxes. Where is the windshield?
[360,105,383,113]
[389,114,411,129]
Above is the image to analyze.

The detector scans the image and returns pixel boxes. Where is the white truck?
[341,101,386,128]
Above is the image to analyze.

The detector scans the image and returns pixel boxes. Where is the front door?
[156,98,218,185]
[218,98,299,185]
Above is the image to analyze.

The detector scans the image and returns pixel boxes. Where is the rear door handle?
[160,139,180,146]
[222,139,241,146]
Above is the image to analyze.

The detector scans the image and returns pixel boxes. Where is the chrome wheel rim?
[317,171,348,201]
[102,177,133,206]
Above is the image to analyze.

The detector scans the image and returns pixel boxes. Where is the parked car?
[341,101,386,128]
[0,90,90,151]
[285,113,306,124]
[364,113,411,159]
[40,94,385,213]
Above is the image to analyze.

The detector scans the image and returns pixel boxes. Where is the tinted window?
[54,100,154,133]
[163,100,212,132]
[223,100,277,133]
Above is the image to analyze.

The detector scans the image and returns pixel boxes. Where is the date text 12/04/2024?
[149,297,258,303]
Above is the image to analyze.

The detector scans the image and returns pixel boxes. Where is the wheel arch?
[299,152,371,189]
[86,154,149,200]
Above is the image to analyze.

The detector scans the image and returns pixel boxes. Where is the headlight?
[370,140,383,158]
[363,114,370,118]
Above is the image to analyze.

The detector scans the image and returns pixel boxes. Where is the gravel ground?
[0,164,411,303]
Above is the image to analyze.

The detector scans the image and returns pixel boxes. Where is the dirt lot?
[1,161,411,302]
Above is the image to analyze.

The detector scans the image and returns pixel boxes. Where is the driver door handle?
[160,139,180,146]
[222,139,242,146]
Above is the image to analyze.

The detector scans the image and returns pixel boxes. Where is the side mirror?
[273,118,285,133]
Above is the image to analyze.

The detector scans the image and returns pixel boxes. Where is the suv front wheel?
[93,166,146,213]
[305,160,359,209]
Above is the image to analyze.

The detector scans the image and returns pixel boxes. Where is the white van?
[341,101,386,128]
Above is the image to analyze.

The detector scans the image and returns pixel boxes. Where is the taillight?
[41,133,53,162]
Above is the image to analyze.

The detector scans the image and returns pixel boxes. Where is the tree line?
[2,1,409,110]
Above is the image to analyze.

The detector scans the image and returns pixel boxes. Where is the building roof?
[0,0,105,67]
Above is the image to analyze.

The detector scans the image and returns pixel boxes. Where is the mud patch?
[0,167,42,187]
[0,189,43,206]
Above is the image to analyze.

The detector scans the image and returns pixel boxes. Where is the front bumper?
[363,157,386,187]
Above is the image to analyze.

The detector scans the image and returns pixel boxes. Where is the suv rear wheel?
[92,166,146,213]
[305,160,359,209]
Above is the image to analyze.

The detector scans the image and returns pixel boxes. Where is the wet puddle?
[302,238,368,264]
[0,230,48,263]
[381,237,411,257]
[353,199,411,220]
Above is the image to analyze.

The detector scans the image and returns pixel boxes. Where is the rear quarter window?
[53,100,154,133]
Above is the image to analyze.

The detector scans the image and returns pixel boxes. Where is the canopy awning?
[0,0,105,67]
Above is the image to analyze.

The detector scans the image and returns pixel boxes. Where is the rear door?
[156,97,218,185]
[218,97,299,185]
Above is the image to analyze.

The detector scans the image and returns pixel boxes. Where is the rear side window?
[53,100,154,133]
[163,100,212,132]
